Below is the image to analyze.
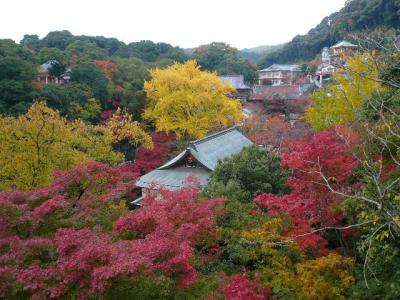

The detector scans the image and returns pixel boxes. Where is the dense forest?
[257,0,400,67]
[0,32,257,117]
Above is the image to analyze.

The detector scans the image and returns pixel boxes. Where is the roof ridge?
[189,126,240,146]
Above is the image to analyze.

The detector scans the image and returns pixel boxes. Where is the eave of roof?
[136,166,210,190]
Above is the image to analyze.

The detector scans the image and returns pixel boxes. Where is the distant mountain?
[258,0,400,68]
[239,44,284,62]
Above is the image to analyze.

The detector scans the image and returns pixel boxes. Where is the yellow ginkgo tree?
[143,60,243,139]
[305,52,382,131]
[0,102,151,191]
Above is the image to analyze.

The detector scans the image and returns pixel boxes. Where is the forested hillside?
[258,0,400,67]
[0,32,256,117]
[239,44,284,62]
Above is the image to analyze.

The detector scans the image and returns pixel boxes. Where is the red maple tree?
[256,128,359,254]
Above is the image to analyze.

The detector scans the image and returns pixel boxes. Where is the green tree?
[38,82,93,115]
[0,39,37,114]
[41,30,73,50]
[38,47,65,64]
[126,40,188,62]
[73,35,124,55]
[111,57,149,116]
[20,34,41,51]
[71,63,109,105]
[47,60,66,77]
[65,40,107,64]
[204,145,289,202]
[193,42,257,82]
[68,98,102,124]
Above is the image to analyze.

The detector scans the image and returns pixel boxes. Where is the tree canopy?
[193,42,258,82]
[204,145,290,202]
[143,60,243,139]
[305,52,381,130]
[0,40,37,114]
[0,102,151,191]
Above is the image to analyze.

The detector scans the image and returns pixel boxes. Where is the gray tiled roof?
[159,126,253,171]
[136,126,253,189]
[135,166,210,190]
[38,60,60,72]
[331,41,358,49]
[219,75,251,90]
[259,64,302,72]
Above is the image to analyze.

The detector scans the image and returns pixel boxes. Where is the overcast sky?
[2,0,347,49]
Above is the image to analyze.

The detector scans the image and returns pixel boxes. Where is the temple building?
[258,64,302,86]
[134,126,253,203]
[219,75,252,102]
[314,41,358,87]
[37,60,71,85]
[331,40,358,58]
[314,47,336,86]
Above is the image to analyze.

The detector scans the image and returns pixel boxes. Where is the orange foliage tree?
[94,60,118,80]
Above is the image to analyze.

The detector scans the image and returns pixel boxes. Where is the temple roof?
[159,126,253,171]
[331,41,358,49]
[38,60,59,73]
[136,126,253,190]
[135,167,210,190]
[259,64,302,73]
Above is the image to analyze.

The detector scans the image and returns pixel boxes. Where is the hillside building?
[314,47,336,86]
[313,41,358,87]
[248,84,313,121]
[258,64,302,86]
[37,60,71,85]
[134,127,253,203]
[331,40,358,57]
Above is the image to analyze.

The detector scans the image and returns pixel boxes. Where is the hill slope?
[239,44,284,62]
[258,0,400,68]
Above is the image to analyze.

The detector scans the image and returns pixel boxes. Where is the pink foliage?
[134,131,175,174]
[17,188,221,298]
[114,187,223,245]
[122,131,175,198]
[224,274,272,300]
[0,174,222,298]
[18,265,61,300]
[33,195,69,221]
[0,126,234,299]
[0,237,53,265]
[100,109,113,123]
[0,127,207,298]
[0,162,140,240]
[0,193,30,238]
